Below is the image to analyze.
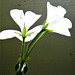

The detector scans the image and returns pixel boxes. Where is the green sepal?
[16,69,22,75]
[15,32,22,36]
[21,62,26,72]
[21,62,28,74]
[27,57,30,60]
[45,29,53,32]
[17,63,21,72]
[15,61,19,71]
[42,23,49,30]
[22,26,27,37]
[20,61,28,74]
[43,19,47,25]
[26,32,34,36]
[15,58,21,71]
[24,64,28,74]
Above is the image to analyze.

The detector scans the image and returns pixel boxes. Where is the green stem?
[21,37,25,58]
[24,30,43,59]
[25,30,47,58]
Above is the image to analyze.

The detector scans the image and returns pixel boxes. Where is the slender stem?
[25,31,47,58]
[21,37,25,58]
[24,30,43,58]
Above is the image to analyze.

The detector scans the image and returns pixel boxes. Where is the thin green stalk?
[26,31,47,58]
[24,30,43,58]
[21,37,25,58]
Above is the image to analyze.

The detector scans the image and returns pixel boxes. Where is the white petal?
[56,6,66,18]
[46,2,56,24]
[0,30,22,41]
[24,11,41,30]
[53,29,71,36]
[15,31,23,41]
[25,25,43,42]
[10,9,25,31]
[47,18,72,36]
[46,2,66,24]
[59,18,72,28]
[46,2,72,36]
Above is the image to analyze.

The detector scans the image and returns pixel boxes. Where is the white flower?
[0,9,43,42]
[46,2,72,36]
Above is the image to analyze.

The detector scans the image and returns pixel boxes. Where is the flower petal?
[0,30,22,41]
[47,18,72,36]
[25,25,43,42]
[46,1,72,36]
[56,6,66,18]
[53,29,71,36]
[46,2,66,24]
[10,9,25,31]
[24,11,41,30]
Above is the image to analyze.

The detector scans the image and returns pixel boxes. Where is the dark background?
[0,0,74,75]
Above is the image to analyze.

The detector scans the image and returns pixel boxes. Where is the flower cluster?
[0,2,72,41]
[0,1,72,75]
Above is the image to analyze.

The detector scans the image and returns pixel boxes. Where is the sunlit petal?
[10,9,25,31]
[24,11,41,30]
[25,25,43,42]
[0,30,22,40]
